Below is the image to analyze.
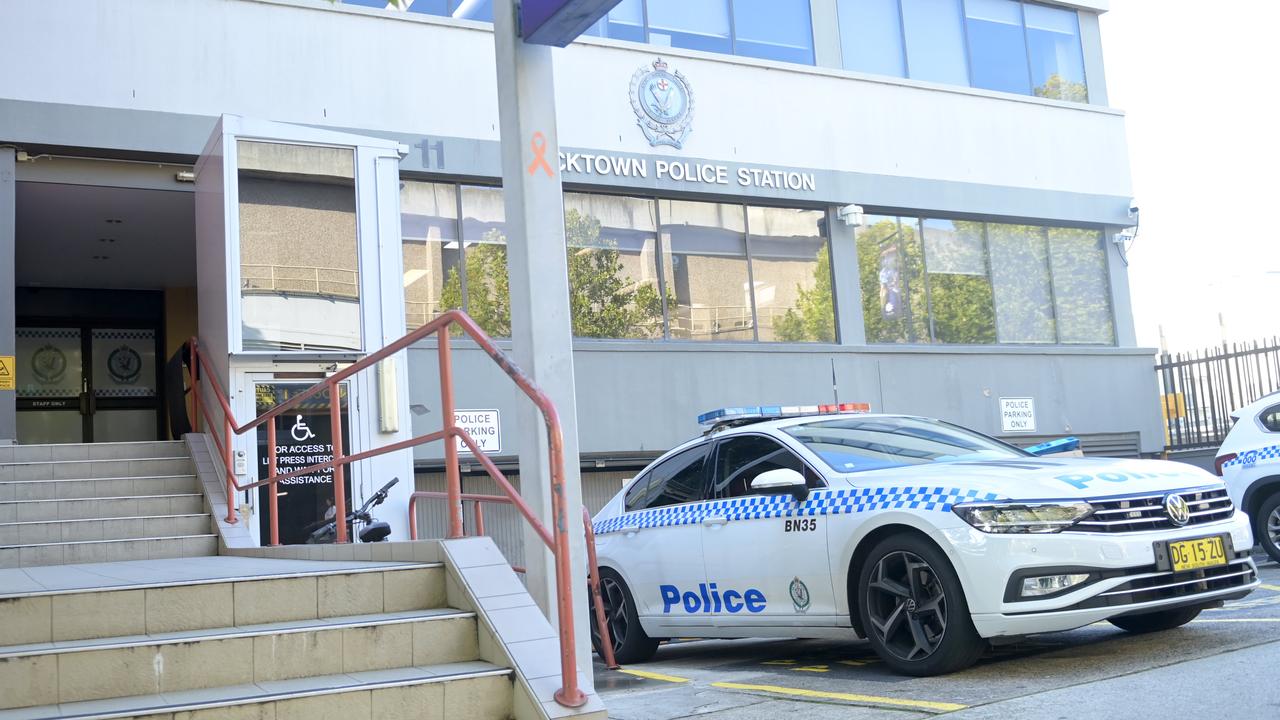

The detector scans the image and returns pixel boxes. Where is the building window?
[838,0,907,78]
[585,0,815,65]
[1025,2,1087,101]
[660,199,754,341]
[563,193,664,339]
[857,216,1113,345]
[731,0,815,65]
[401,183,834,344]
[400,181,461,333]
[964,0,1032,95]
[1047,227,1114,344]
[838,0,1087,101]
[237,141,361,352]
[748,206,834,342]
[900,0,969,86]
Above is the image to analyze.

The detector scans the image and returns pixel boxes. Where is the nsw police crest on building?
[630,58,694,149]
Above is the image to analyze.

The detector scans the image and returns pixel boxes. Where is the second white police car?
[590,406,1260,676]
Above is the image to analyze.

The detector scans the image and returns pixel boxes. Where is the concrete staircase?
[0,561,513,719]
[0,441,216,568]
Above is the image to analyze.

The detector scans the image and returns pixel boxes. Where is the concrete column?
[829,211,866,345]
[810,0,844,70]
[1104,226,1139,347]
[0,150,14,444]
[1078,11,1110,107]
[492,0,590,680]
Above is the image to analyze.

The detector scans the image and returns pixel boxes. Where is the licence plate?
[1167,535,1227,572]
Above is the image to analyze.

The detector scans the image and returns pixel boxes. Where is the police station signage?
[557,151,818,192]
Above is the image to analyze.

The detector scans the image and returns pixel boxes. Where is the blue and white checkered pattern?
[1221,444,1280,470]
[593,486,1001,536]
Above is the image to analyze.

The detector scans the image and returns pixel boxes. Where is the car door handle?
[702,516,728,527]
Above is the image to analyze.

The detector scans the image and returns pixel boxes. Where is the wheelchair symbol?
[291,415,316,442]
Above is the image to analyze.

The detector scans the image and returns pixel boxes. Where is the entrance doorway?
[15,290,166,444]
[13,168,197,445]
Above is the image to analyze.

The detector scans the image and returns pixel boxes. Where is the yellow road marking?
[1261,584,1280,592]
[793,665,829,672]
[618,669,692,683]
[761,659,797,665]
[837,659,868,667]
[710,682,967,712]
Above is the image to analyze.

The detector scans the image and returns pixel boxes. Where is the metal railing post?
[473,501,485,537]
[267,418,280,547]
[189,339,201,434]
[438,328,464,539]
[223,419,237,524]
[329,380,348,544]
[583,506,618,670]
[548,424,586,708]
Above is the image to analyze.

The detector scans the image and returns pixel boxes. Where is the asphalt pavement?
[593,553,1280,719]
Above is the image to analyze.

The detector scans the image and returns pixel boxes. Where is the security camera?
[837,204,865,227]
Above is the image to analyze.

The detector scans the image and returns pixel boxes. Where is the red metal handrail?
[182,309,588,707]
[408,491,619,670]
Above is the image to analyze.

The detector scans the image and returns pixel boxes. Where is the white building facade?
[0,0,1155,543]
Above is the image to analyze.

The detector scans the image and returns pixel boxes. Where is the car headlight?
[952,502,1093,534]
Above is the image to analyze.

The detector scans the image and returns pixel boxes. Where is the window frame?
[623,441,713,512]
[856,211,1115,347]
[1257,404,1280,434]
[708,432,828,500]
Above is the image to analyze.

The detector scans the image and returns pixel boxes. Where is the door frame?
[14,316,166,443]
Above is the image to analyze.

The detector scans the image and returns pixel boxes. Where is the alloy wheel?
[593,576,630,652]
[865,550,948,662]
[1268,506,1280,548]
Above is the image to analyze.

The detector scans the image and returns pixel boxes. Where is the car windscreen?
[782,417,1028,474]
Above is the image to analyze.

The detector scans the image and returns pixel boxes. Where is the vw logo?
[1164,494,1191,526]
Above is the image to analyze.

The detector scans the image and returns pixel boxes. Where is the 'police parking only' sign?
[454,410,502,454]
[999,397,1036,433]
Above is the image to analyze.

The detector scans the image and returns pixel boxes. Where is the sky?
[1100,1,1280,353]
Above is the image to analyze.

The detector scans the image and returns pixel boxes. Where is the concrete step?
[0,441,188,464]
[0,534,218,569]
[0,513,212,545]
[0,662,512,720]
[0,493,205,523]
[0,457,195,482]
[0,609,481,709]
[0,475,200,501]
[0,564,445,646]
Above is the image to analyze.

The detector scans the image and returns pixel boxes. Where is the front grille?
[1071,487,1234,533]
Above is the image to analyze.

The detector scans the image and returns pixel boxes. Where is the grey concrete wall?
[406,342,1165,459]
[0,149,13,444]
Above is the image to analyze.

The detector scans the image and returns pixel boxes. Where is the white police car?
[590,406,1260,676]
[1215,391,1280,563]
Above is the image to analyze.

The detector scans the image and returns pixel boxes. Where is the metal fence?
[1156,338,1280,451]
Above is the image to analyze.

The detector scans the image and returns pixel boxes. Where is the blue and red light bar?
[697,403,871,427]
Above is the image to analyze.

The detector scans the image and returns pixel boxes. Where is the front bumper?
[944,510,1259,638]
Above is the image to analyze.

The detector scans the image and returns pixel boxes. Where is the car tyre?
[1108,606,1201,633]
[590,568,659,664]
[1254,492,1280,564]
[856,533,986,676]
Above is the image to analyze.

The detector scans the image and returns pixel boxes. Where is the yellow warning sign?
[0,355,13,391]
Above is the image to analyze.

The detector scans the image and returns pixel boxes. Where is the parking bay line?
[1261,584,1280,592]
[617,668,693,683]
[710,682,967,712]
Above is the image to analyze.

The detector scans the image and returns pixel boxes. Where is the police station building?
[0,0,1156,547]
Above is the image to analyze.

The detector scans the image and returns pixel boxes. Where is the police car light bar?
[697,403,871,427]
[1024,436,1081,456]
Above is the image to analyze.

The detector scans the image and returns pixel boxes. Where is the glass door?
[15,328,86,444]
[254,380,353,545]
[15,326,161,444]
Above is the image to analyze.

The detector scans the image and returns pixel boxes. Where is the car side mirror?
[749,468,809,502]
